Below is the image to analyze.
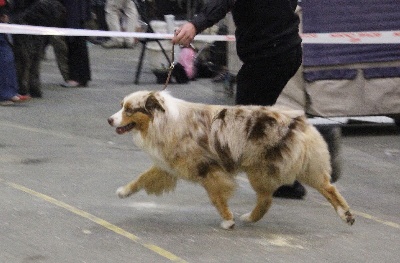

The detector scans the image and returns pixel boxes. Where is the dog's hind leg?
[117,166,177,198]
[319,180,355,225]
[301,175,355,225]
[202,170,236,230]
[240,170,274,223]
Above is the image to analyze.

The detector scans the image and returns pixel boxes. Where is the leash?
[162,43,175,90]
[162,29,196,90]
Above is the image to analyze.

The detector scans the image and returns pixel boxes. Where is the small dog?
[108,91,355,229]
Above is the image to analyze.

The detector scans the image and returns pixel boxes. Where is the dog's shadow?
[109,187,341,237]
[112,208,311,237]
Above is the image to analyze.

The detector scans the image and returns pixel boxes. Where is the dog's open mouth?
[116,123,136,134]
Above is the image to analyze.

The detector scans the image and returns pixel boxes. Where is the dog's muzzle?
[108,117,136,134]
[107,117,115,126]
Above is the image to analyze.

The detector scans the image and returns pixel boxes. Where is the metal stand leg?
[134,42,147,84]
[132,0,172,84]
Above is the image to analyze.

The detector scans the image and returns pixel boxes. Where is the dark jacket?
[61,0,91,29]
[191,0,301,62]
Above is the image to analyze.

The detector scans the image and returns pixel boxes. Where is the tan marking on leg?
[247,193,273,222]
[202,170,235,229]
[242,170,274,223]
[315,178,355,225]
[117,166,176,198]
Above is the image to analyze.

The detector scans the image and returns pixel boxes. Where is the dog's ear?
[145,94,165,114]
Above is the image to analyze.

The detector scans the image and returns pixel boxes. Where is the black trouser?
[316,125,342,183]
[236,45,304,195]
[235,45,302,106]
[67,36,91,85]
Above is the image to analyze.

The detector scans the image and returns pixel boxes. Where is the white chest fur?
[131,132,176,175]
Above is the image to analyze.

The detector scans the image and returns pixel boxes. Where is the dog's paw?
[345,211,355,226]
[220,220,235,230]
[240,212,253,223]
[116,186,130,198]
[337,207,355,226]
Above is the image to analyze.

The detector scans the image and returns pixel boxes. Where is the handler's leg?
[316,125,342,183]
[236,45,306,199]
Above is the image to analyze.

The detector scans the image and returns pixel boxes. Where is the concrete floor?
[1,44,399,263]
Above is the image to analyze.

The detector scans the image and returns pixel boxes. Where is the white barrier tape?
[1,24,400,44]
[0,24,235,42]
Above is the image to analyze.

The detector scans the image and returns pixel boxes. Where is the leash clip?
[169,61,175,70]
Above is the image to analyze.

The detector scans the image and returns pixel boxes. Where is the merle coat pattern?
[108,91,355,229]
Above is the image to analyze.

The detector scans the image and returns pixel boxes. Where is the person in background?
[0,2,31,106]
[90,0,109,44]
[60,0,91,87]
[172,0,307,199]
[48,0,69,82]
[101,0,139,49]
[48,35,69,82]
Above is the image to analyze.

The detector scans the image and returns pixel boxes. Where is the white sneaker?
[0,100,14,106]
[101,40,124,49]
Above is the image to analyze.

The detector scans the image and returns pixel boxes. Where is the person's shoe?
[11,94,31,103]
[29,90,42,98]
[101,40,124,49]
[273,181,306,199]
[124,42,137,49]
[212,70,228,83]
[60,80,87,87]
[88,37,105,45]
[0,100,14,106]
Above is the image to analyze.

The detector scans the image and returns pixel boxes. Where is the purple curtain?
[302,0,400,67]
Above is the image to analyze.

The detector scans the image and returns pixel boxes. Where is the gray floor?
[1,44,399,263]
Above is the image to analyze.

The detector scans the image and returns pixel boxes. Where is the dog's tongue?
[116,127,126,134]
[115,123,135,134]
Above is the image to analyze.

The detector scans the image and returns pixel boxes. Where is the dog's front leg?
[202,170,236,230]
[117,166,177,198]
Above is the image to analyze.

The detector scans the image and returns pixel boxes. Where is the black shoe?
[273,181,306,199]
[29,90,42,98]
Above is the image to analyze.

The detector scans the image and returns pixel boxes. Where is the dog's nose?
[107,117,114,126]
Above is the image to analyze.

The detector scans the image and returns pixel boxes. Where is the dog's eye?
[125,108,134,117]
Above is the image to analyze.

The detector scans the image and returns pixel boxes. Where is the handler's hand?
[172,23,196,47]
